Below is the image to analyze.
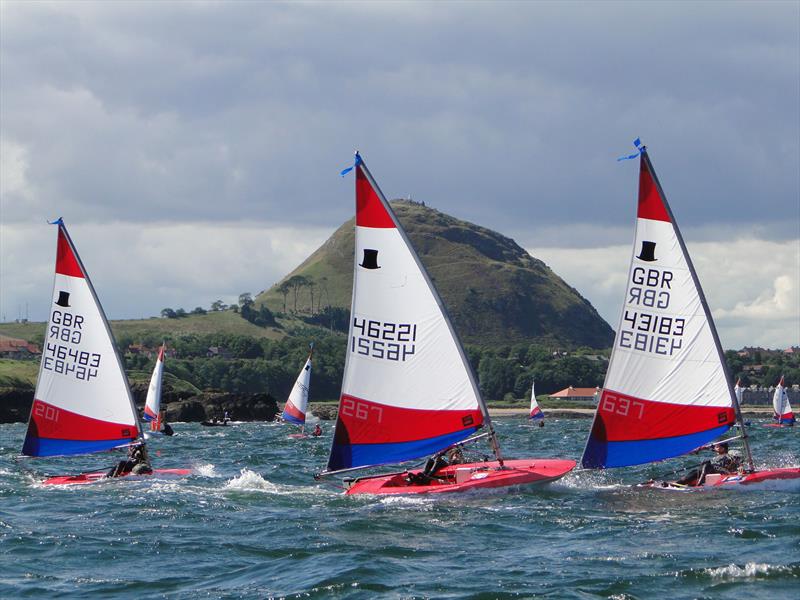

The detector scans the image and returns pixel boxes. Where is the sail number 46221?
[340,398,383,423]
[601,393,645,419]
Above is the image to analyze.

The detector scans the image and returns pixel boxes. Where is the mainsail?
[581,148,739,469]
[772,376,796,424]
[529,381,544,421]
[22,220,141,457]
[325,153,491,474]
[143,344,166,430]
[283,347,313,427]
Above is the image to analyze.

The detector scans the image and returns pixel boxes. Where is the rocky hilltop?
[258,200,613,348]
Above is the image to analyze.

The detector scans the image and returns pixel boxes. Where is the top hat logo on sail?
[55,291,71,307]
[359,249,381,270]
[636,241,657,262]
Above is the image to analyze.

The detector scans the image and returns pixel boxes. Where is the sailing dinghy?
[316,153,575,495]
[768,376,796,427]
[283,345,314,438]
[580,144,800,490]
[21,219,190,485]
[529,380,544,424]
[143,343,173,436]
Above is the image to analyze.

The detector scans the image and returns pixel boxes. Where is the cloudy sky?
[1,1,798,349]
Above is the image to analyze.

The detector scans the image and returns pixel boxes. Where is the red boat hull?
[344,459,576,495]
[42,468,192,486]
[642,468,800,491]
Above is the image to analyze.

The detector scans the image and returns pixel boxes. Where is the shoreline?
[487,407,777,418]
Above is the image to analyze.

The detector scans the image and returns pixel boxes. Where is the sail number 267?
[600,393,645,420]
[340,398,383,423]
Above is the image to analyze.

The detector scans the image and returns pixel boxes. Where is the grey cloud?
[2,2,797,237]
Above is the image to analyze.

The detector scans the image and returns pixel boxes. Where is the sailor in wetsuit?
[408,447,466,484]
[674,442,741,486]
[107,443,153,478]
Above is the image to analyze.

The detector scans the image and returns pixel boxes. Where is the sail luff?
[58,222,146,446]
[22,220,143,457]
[581,147,742,469]
[356,156,502,462]
[321,152,496,476]
[640,150,754,471]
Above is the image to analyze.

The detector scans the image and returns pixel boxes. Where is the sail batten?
[582,148,737,469]
[325,153,489,473]
[22,221,141,457]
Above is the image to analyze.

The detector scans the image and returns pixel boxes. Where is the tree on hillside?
[277,282,291,313]
[286,275,310,312]
[211,300,227,312]
[307,279,316,315]
[191,306,207,315]
[239,293,254,308]
[175,308,188,318]
[161,308,177,319]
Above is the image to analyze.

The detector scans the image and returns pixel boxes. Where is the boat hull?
[42,468,192,486]
[641,468,800,492]
[344,459,576,495]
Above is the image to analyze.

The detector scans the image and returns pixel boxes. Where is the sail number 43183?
[601,393,645,419]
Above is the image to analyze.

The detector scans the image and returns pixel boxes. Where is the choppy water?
[1,418,798,599]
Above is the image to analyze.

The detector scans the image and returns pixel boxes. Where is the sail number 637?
[341,398,383,423]
[601,393,645,419]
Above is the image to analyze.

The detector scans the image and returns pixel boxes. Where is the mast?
[57,219,146,448]
[355,154,504,465]
[640,149,754,471]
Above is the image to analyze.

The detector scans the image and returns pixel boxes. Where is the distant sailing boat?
[529,380,544,423]
[769,376,796,427]
[581,144,800,489]
[21,219,189,485]
[143,343,170,435]
[283,345,314,438]
[316,152,575,495]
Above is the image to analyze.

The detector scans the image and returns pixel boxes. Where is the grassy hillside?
[0,359,38,388]
[257,200,614,348]
[0,310,288,347]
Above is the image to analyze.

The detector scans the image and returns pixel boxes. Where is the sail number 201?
[600,392,645,420]
[340,397,383,423]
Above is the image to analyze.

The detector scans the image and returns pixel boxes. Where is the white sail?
[326,153,488,473]
[144,344,166,426]
[529,381,543,420]
[582,148,736,469]
[23,220,141,457]
[283,352,312,426]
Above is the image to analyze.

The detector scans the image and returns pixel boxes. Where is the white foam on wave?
[551,468,626,491]
[194,463,218,477]
[704,562,792,580]
[222,468,328,497]
[224,468,280,492]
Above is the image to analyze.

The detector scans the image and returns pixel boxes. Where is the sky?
[1,1,798,350]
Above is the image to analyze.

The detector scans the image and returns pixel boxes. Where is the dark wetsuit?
[676,453,741,486]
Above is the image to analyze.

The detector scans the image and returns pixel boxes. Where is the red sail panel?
[637,155,671,223]
[356,165,395,228]
[56,228,85,278]
[337,394,483,445]
[27,399,137,441]
[592,390,736,442]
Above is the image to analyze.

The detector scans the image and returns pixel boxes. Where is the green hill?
[257,200,613,348]
[0,310,287,348]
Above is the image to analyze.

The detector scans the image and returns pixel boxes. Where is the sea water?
[1,418,798,599]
